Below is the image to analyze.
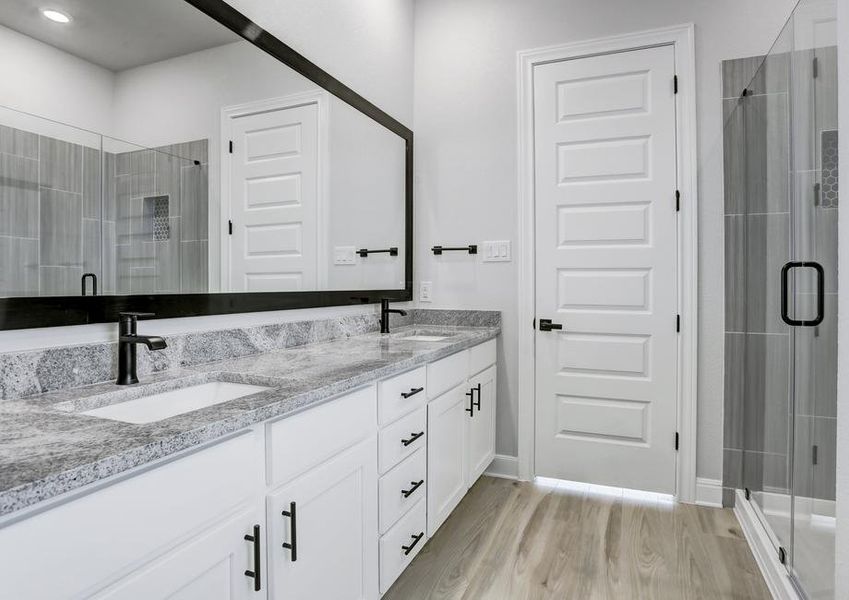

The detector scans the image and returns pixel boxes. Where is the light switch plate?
[419,281,433,302]
[333,246,357,265]
[482,240,511,262]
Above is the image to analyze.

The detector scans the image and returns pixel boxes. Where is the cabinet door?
[426,383,468,536]
[467,365,497,486]
[267,437,378,600]
[93,505,265,600]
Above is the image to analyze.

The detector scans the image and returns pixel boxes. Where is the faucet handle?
[118,312,156,322]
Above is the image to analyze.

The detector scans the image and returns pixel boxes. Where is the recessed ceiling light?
[41,9,72,24]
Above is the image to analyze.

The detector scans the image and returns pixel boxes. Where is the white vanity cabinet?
[266,438,378,600]
[0,430,265,600]
[0,337,497,600]
[92,504,266,600]
[426,339,497,536]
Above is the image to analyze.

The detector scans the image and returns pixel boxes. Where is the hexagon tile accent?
[821,129,838,208]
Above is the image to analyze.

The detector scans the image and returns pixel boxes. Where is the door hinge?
[675,190,681,212]
[813,444,819,465]
[674,432,679,451]
[676,314,681,332]
[228,140,234,153]
[813,56,819,79]
[778,546,787,565]
[228,220,233,235]
[673,75,678,94]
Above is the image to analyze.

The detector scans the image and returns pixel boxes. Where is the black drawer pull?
[401,431,424,447]
[281,501,298,561]
[465,388,475,416]
[401,387,424,399]
[401,479,424,498]
[244,524,261,591]
[402,532,425,555]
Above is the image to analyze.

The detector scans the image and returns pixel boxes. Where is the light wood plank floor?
[385,477,770,600]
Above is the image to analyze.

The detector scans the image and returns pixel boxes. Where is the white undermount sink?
[402,334,450,342]
[79,381,272,424]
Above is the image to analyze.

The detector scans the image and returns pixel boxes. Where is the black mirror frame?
[0,0,413,331]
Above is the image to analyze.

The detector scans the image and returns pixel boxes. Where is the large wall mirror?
[0,0,412,329]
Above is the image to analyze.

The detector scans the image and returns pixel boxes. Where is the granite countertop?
[0,324,499,518]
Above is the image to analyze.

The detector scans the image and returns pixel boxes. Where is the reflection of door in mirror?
[224,96,324,292]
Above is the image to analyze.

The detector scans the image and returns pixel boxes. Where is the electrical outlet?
[419,281,433,302]
[333,246,357,265]
[482,240,511,262]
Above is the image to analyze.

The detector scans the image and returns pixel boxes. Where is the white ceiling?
[0,0,240,71]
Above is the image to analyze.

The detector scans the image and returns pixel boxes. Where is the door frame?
[516,24,699,502]
[220,90,331,291]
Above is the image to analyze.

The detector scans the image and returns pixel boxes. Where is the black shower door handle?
[780,261,824,327]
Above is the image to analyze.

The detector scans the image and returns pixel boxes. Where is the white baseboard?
[733,490,799,599]
[485,454,519,480]
[694,477,723,508]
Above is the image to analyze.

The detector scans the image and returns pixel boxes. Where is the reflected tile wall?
[114,139,208,295]
[0,124,99,297]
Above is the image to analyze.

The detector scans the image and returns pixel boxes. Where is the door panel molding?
[516,24,698,501]
[220,90,331,292]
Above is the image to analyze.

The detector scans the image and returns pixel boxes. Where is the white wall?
[413,0,797,472]
[0,0,415,352]
[835,0,847,594]
[0,24,114,141]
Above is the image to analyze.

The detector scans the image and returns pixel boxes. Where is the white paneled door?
[228,102,318,291]
[533,45,679,493]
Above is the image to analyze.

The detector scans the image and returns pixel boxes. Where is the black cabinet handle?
[401,387,424,399]
[538,319,563,331]
[781,261,825,326]
[281,501,297,561]
[358,247,398,258]
[244,524,261,592]
[465,388,475,416]
[402,532,425,555]
[401,431,424,447]
[432,245,477,255]
[401,479,424,498]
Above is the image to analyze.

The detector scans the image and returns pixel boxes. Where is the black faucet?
[117,312,167,385]
[380,299,408,334]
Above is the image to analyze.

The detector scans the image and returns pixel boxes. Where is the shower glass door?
[729,0,837,597]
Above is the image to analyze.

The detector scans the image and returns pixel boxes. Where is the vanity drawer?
[379,406,426,474]
[469,339,496,376]
[379,448,426,534]
[427,350,469,399]
[267,385,377,486]
[379,498,427,594]
[0,431,260,600]
[378,366,427,426]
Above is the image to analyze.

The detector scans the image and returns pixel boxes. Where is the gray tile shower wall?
[722,53,793,506]
[0,309,501,401]
[722,48,838,505]
[0,124,209,298]
[114,139,209,295]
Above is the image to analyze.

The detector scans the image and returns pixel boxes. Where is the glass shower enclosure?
[722,0,837,597]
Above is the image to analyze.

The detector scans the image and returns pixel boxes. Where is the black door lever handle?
[538,319,563,331]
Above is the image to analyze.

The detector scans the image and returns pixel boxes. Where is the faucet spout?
[116,312,166,385]
[379,299,407,334]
